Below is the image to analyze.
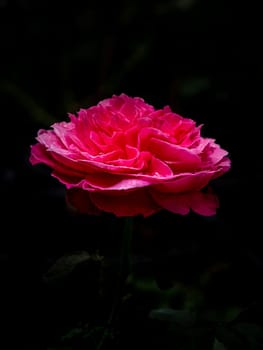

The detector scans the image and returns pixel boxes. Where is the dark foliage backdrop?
[1,0,263,349]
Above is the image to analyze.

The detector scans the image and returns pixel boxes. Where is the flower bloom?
[30,93,231,217]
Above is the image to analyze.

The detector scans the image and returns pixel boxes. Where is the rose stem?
[96,216,133,350]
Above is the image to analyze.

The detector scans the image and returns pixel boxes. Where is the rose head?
[30,93,231,217]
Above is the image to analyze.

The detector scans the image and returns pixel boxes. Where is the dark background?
[1,0,263,349]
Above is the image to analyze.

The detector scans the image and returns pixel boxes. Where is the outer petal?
[89,190,161,217]
[211,158,231,179]
[151,171,215,193]
[30,144,93,182]
[53,173,152,191]
[66,188,101,215]
[150,189,219,216]
[188,191,219,216]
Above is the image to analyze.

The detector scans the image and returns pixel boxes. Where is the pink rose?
[30,93,231,217]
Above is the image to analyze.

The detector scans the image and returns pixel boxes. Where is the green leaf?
[180,77,210,97]
[213,338,226,350]
[0,81,56,125]
[43,251,103,284]
[233,323,263,340]
[61,325,111,348]
[149,308,196,327]
[233,323,263,348]
[216,326,246,350]
[61,327,84,341]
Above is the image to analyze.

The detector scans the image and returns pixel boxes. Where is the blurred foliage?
[35,231,263,349]
[1,0,263,349]
[2,0,261,129]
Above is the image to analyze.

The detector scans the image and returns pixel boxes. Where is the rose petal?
[66,188,101,215]
[189,191,219,216]
[150,189,219,216]
[152,171,215,193]
[148,137,201,169]
[89,190,160,217]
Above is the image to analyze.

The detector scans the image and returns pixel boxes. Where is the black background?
[1,0,263,349]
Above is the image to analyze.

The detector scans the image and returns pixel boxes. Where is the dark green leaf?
[213,338,226,350]
[149,308,196,326]
[216,326,246,350]
[233,323,263,340]
[180,77,210,97]
[61,327,84,341]
[233,323,263,348]
[43,251,103,284]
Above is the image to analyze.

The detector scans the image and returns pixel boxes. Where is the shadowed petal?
[89,190,160,217]
[150,189,219,216]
